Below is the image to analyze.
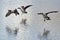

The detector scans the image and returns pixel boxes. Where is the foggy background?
[0,0,60,40]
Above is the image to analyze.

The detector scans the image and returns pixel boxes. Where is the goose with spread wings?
[18,5,32,14]
[5,9,19,17]
[37,11,58,21]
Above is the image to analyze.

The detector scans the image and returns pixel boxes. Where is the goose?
[18,5,32,14]
[37,11,58,21]
[5,9,19,17]
[42,28,50,37]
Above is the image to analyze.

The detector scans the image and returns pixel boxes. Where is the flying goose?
[18,5,32,14]
[42,28,50,37]
[5,9,19,17]
[37,11,58,21]
[20,19,27,25]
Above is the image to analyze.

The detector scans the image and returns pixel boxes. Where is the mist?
[0,0,60,40]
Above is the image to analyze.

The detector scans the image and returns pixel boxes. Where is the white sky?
[0,0,60,40]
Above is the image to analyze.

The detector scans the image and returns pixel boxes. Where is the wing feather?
[5,11,11,17]
[24,5,32,10]
[46,11,58,15]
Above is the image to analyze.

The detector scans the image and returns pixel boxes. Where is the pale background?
[0,0,60,40]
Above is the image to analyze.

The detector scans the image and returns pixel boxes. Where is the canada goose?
[20,19,27,25]
[5,9,19,17]
[37,11,58,21]
[42,28,50,37]
[18,5,32,14]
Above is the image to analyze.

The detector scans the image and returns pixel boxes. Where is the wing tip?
[5,14,7,17]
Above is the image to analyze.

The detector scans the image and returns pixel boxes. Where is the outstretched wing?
[5,11,12,17]
[46,11,58,15]
[24,5,32,10]
[37,13,43,15]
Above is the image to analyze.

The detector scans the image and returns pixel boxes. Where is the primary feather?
[5,10,12,17]
[24,5,32,10]
[46,11,58,15]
